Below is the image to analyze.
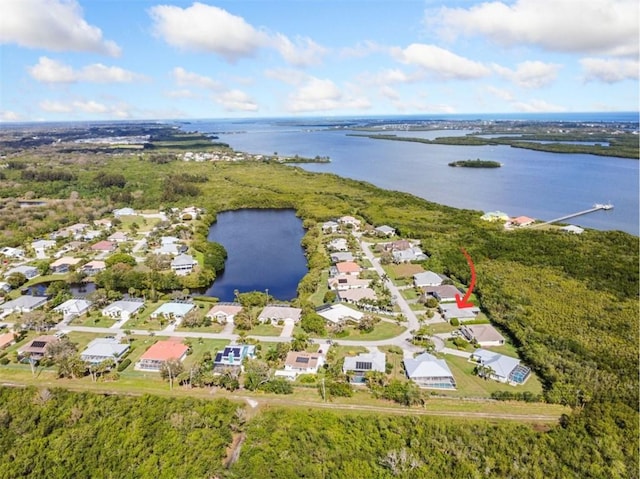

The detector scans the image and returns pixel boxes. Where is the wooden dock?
[531,204,613,228]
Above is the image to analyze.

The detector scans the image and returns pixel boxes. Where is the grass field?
[331,321,406,341]
[385,263,425,280]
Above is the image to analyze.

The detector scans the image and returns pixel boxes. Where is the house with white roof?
[392,246,428,263]
[329,251,354,263]
[258,305,302,323]
[337,216,361,230]
[81,260,106,276]
[321,220,340,234]
[113,207,136,217]
[150,302,195,320]
[327,238,348,252]
[0,296,48,314]
[1,247,25,258]
[561,225,584,234]
[343,351,386,384]
[4,265,39,280]
[170,254,197,275]
[470,349,531,385]
[31,239,56,255]
[374,225,396,237]
[316,303,364,324]
[413,271,445,288]
[439,303,481,322]
[404,352,456,389]
[338,288,377,305]
[206,303,243,323]
[80,337,130,365]
[53,299,92,319]
[101,300,145,321]
[50,256,82,273]
[107,231,129,243]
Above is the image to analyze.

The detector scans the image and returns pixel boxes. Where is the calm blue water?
[184,115,639,236]
[205,209,308,301]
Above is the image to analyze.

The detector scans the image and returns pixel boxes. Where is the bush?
[0,357,9,365]
[450,318,460,326]
[260,378,293,394]
[117,358,132,372]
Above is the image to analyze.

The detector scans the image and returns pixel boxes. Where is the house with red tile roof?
[135,339,189,372]
[0,332,16,350]
[510,216,536,227]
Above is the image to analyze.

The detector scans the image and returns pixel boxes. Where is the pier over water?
[532,204,614,228]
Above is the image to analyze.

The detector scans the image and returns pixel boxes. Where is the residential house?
[343,351,386,383]
[460,324,505,347]
[80,337,130,365]
[213,344,256,372]
[316,303,364,324]
[101,299,145,321]
[327,274,370,291]
[439,303,481,322]
[1,247,25,258]
[374,225,396,237]
[155,242,186,256]
[338,288,377,305]
[206,303,243,324]
[150,302,195,321]
[50,256,82,273]
[0,282,11,293]
[18,335,58,361]
[282,351,325,376]
[93,218,113,229]
[337,216,361,230]
[81,229,102,241]
[561,225,584,234]
[509,216,536,227]
[31,239,56,255]
[381,240,412,252]
[329,251,354,263]
[81,260,106,276]
[0,332,16,350]
[0,296,48,314]
[135,339,189,371]
[404,352,456,389]
[258,305,302,324]
[113,207,136,217]
[107,231,129,243]
[413,271,445,288]
[170,254,197,275]
[4,265,39,280]
[480,211,510,222]
[53,298,92,319]
[327,238,348,252]
[330,261,361,277]
[423,285,462,303]
[392,246,428,263]
[321,220,340,234]
[91,240,116,253]
[470,349,531,385]
[181,206,200,220]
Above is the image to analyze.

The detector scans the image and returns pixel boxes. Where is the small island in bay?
[448,159,502,168]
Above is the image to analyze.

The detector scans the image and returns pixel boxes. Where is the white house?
[439,303,480,322]
[53,299,92,319]
[337,216,361,230]
[413,271,444,288]
[0,296,48,313]
[460,324,505,347]
[316,303,364,324]
[470,349,531,385]
[101,300,145,321]
[113,207,136,217]
[321,220,340,234]
[170,254,197,275]
[258,305,302,323]
[80,338,130,365]
[282,351,325,376]
[343,351,386,383]
[327,274,370,291]
[206,303,243,323]
[150,302,195,320]
[5,265,39,280]
[374,225,396,237]
[404,352,456,389]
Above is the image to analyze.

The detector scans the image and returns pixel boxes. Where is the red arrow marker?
[455,248,476,309]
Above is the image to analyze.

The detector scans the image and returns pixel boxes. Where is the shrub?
[117,358,132,372]
[450,318,460,326]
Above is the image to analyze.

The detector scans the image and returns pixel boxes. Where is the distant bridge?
[531,203,613,228]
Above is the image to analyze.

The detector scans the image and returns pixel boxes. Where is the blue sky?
[1,0,638,121]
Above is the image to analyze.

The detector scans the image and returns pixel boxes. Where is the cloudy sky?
[1,0,638,121]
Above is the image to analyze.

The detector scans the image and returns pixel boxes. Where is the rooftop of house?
[335,261,361,273]
[139,339,188,362]
[206,304,243,316]
[343,351,386,373]
[461,324,505,343]
[258,305,303,321]
[285,351,324,369]
[81,338,130,360]
[404,352,454,379]
[316,303,364,324]
[151,302,195,317]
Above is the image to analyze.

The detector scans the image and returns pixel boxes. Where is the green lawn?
[176,322,226,334]
[331,321,405,341]
[308,271,330,306]
[428,321,456,334]
[437,354,544,399]
[400,288,419,300]
[120,301,167,330]
[236,323,283,337]
[72,312,117,328]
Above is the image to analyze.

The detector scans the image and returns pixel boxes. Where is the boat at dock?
[593,203,614,210]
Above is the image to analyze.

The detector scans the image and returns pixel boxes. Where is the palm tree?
[291,332,311,352]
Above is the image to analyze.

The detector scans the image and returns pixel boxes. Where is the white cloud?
[286,77,370,113]
[172,67,221,90]
[394,44,491,80]
[150,3,327,67]
[214,90,258,112]
[149,3,269,62]
[493,61,561,88]
[1,0,120,56]
[485,85,514,102]
[512,99,567,113]
[28,57,143,84]
[264,68,308,85]
[165,89,198,99]
[272,34,327,67]
[380,86,400,101]
[39,98,131,117]
[340,41,388,59]
[0,110,23,122]
[580,58,640,83]
[435,0,639,56]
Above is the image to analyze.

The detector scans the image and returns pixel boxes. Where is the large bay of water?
[185,116,639,235]
[204,209,307,301]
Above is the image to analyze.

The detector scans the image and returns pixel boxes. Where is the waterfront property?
[316,303,364,324]
[206,303,243,323]
[150,302,195,320]
[53,299,92,319]
[404,352,456,389]
[0,296,48,314]
[258,305,302,324]
[101,300,145,321]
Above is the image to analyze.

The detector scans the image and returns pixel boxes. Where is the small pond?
[204,209,308,301]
